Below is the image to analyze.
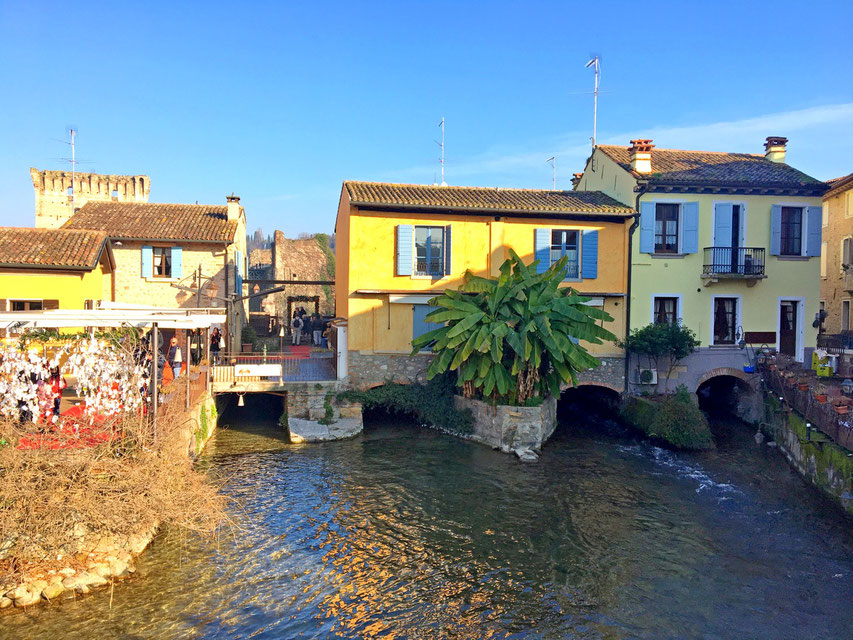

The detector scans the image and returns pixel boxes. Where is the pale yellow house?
[31,168,248,352]
[0,227,114,327]
[576,137,827,390]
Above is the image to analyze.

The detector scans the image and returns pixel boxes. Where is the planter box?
[454,395,557,458]
[798,383,810,391]
[836,405,848,415]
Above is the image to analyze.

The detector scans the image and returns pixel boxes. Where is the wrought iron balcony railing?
[702,247,766,277]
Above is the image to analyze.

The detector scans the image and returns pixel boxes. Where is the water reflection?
[5,406,853,639]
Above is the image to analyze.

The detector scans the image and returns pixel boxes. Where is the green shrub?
[340,372,473,435]
[241,324,258,348]
[621,387,714,450]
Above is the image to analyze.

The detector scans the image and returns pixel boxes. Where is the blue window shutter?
[141,245,152,277]
[770,205,782,255]
[682,202,699,253]
[534,228,550,274]
[172,246,183,279]
[412,304,442,350]
[639,202,655,253]
[581,230,598,279]
[714,203,733,247]
[396,225,413,276]
[444,225,452,275]
[234,249,242,294]
[806,206,822,257]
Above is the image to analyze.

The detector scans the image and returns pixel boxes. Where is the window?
[550,230,580,279]
[653,297,678,324]
[713,297,738,345]
[414,226,444,277]
[152,247,172,278]
[10,300,43,311]
[780,206,803,256]
[844,301,851,332]
[843,237,853,269]
[654,203,679,253]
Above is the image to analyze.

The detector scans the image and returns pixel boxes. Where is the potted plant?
[798,379,810,392]
[836,404,849,415]
[814,384,828,403]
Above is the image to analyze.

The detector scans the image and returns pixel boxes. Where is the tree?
[411,250,617,405]
[621,322,700,392]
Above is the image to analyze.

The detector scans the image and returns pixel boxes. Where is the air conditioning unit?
[634,368,658,385]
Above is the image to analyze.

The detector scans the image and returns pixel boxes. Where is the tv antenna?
[52,128,94,210]
[435,117,447,186]
[546,156,556,190]
[585,56,600,150]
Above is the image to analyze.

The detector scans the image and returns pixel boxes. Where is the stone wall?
[574,356,625,392]
[455,396,557,461]
[272,231,335,318]
[346,351,433,389]
[820,182,852,335]
[761,395,853,516]
[284,380,363,443]
[628,348,762,394]
[31,167,149,230]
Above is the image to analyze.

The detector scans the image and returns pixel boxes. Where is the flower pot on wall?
[835,405,848,415]
[815,394,828,403]
[798,383,810,391]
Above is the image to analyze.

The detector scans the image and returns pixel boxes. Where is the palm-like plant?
[411,250,617,405]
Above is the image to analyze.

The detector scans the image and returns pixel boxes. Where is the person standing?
[48,366,66,418]
[210,327,222,364]
[168,336,183,378]
[291,313,303,345]
[312,315,322,346]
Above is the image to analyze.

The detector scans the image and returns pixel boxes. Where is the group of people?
[290,308,329,347]
[28,367,66,425]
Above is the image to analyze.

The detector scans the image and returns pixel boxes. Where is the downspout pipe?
[624,182,649,392]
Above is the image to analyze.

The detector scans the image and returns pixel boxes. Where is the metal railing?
[817,332,853,355]
[702,247,765,277]
[212,351,336,384]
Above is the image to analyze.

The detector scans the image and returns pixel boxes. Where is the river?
[5,396,853,639]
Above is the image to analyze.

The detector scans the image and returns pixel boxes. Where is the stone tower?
[30,168,150,229]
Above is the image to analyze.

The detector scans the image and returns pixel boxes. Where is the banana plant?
[411,250,617,405]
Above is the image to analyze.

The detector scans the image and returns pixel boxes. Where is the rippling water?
[6,398,853,639]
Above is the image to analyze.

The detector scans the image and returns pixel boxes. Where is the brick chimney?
[629,139,654,174]
[764,136,788,163]
[571,172,584,189]
[226,194,241,221]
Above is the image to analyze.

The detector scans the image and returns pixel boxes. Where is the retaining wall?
[454,396,557,461]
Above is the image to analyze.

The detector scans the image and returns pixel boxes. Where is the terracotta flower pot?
[769,364,777,371]
[836,405,848,415]
[798,383,810,391]
[815,394,828,403]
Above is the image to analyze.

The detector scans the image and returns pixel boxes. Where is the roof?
[0,227,110,270]
[825,172,853,199]
[597,145,826,190]
[63,202,238,243]
[344,181,635,217]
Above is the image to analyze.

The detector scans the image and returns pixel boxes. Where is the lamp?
[756,352,767,366]
[841,379,853,396]
[238,393,245,407]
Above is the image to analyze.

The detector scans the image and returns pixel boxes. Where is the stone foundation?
[284,380,364,442]
[573,356,625,392]
[346,351,433,390]
[454,396,557,462]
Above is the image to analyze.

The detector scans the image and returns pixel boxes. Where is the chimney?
[764,136,788,163]
[226,193,241,221]
[629,139,654,174]
[571,172,584,189]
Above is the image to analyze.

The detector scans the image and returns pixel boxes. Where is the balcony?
[701,247,766,286]
[843,270,853,293]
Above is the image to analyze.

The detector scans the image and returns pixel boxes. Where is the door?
[730,205,741,273]
[779,301,797,357]
[412,304,443,351]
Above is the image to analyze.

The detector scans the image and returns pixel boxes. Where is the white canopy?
[0,305,226,330]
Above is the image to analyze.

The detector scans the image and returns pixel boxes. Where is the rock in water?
[754,431,765,445]
[515,448,539,463]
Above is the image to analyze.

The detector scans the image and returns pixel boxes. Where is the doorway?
[779,300,798,358]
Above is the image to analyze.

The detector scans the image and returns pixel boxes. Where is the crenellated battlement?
[31,167,150,229]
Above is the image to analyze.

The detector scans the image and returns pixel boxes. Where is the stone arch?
[695,367,757,392]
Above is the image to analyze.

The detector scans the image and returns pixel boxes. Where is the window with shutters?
[414,226,444,277]
[152,247,172,278]
[550,229,580,278]
[712,297,738,345]
[842,237,853,269]
[780,207,804,256]
[653,296,678,324]
[10,300,43,311]
[654,203,679,253]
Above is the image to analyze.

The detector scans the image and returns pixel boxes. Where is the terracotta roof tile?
[344,182,634,216]
[825,172,853,199]
[597,145,825,189]
[0,228,108,269]
[63,202,237,242]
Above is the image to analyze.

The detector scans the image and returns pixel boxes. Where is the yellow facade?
[0,253,114,311]
[336,192,632,358]
[579,148,823,361]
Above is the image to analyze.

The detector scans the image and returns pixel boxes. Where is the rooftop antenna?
[546,156,556,190]
[585,56,600,150]
[69,128,76,210]
[435,117,447,186]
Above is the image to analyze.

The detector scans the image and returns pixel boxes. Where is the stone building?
[30,168,149,230]
[271,231,335,321]
[819,172,853,334]
[31,168,248,352]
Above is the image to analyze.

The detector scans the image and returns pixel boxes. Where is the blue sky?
[1,1,852,237]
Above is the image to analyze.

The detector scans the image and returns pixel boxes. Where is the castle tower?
[30,168,151,229]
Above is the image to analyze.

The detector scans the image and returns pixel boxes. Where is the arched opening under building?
[696,374,755,418]
[216,392,288,441]
[557,385,622,430]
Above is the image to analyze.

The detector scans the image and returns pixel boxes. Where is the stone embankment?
[1,525,156,609]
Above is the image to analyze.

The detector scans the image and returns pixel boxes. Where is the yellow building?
[576,137,827,390]
[0,227,114,322]
[335,182,636,390]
